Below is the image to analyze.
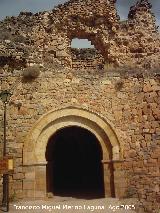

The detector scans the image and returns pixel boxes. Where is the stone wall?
[0,0,160,212]
[0,0,160,70]
[71,48,104,69]
[0,64,160,212]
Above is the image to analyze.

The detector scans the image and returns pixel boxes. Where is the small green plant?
[124,187,137,198]
[9,191,17,202]
[0,30,11,40]
[115,80,124,91]
[104,63,115,72]
[22,65,40,80]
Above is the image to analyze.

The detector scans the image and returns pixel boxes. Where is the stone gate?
[23,107,122,198]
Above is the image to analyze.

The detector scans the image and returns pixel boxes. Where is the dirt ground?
[2,197,138,213]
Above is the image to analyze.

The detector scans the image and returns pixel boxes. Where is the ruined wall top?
[0,0,159,74]
[128,0,158,32]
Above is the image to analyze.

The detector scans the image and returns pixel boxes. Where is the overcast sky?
[0,0,159,47]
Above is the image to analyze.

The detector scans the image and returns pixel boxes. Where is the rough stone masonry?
[0,0,160,213]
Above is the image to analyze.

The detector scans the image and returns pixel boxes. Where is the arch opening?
[23,107,121,199]
[71,38,95,49]
[46,126,105,199]
[70,36,104,69]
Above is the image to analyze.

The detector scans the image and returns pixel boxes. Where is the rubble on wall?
[0,0,159,71]
[71,48,104,69]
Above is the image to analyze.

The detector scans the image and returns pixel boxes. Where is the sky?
[0,0,159,48]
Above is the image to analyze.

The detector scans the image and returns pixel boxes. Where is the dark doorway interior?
[46,126,105,199]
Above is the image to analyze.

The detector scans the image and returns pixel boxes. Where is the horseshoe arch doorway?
[23,107,120,199]
[46,126,105,199]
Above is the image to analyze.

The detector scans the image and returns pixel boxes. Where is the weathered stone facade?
[0,0,160,212]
